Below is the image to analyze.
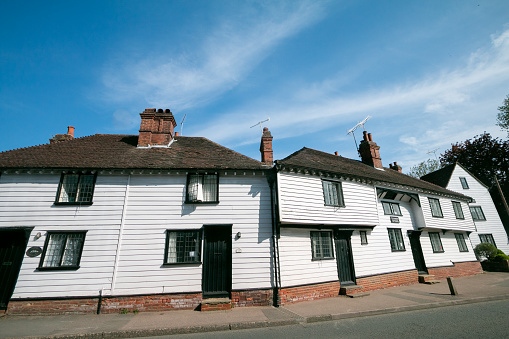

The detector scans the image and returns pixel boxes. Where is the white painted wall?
[446,165,509,254]
[419,194,476,232]
[420,231,477,268]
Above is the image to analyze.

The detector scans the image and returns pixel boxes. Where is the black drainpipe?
[268,167,281,307]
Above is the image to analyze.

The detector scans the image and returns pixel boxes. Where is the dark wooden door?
[202,226,232,298]
[0,229,30,310]
[408,231,427,274]
[334,230,356,286]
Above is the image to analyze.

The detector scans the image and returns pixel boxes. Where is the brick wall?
[6,298,98,315]
[231,289,273,307]
[279,281,340,305]
[356,269,419,292]
[428,261,483,279]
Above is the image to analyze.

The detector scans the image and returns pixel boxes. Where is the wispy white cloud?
[103,0,328,115]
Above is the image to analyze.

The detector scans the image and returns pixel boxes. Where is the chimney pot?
[363,131,368,141]
[368,133,373,142]
[334,151,339,156]
[67,126,75,138]
[175,132,179,137]
[137,108,177,147]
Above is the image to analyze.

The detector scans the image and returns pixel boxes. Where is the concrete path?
[1,272,508,339]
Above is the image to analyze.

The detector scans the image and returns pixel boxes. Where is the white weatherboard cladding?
[419,195,475,232]
[277,172,378,226]
[278,228,338,287]
[0,174,127,298]
[112,174,273,295]
[420,231,477,268]
[446,165,509,254]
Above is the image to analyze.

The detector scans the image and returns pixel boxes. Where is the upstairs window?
[55,173,96,204]
[164,230,202,264]
[186,173,218,203]
[452,201,464,219]
[428,198,443,218]
[459,177,469,189]
[382,202,402,216]
[429,232,444,253]
[388,228,405,251]
[470,206,486,221]
[455,233,468,252]
[479,234,496,247]
[310,231,334,260]
[322,180,345,207]
[39,232,86,270]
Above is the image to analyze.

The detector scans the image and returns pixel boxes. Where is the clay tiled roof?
[0,134,264,170]
[276,147,471,200]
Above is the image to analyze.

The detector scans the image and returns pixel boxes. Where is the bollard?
[447,276,458,296]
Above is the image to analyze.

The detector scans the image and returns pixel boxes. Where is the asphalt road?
[141,299,509,339]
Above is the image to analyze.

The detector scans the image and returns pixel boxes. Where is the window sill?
[431,215,444,218]
[459,250,469,252]
[184,201,219,205]
[391,249,406,252]
[162,262,202,266]
[54,202,93,206]
[472,219,486,222]
[311,257,335,261]
[432,251,445,253]
[37,266,80,271]
[324,204,345,208]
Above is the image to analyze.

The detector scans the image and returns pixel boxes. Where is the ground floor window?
[39,232,86,270]
[454,233,468,252]
[310,231,334,260]
[164,230,202,264]
[388,228,405,251]
[479,234,496,247]
[360,231,368,245]
[429,232,444,253]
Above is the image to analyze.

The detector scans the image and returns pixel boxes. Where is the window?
[470,206,486,221]
[164,230,202,264]
[39,232,86,270]
[55,173,96,204]
[322,180,345,207]
[455,233,468,252]
[459,177,469,189]
[360,231,368,245]
[186,173,218,203]
[479,234,496,247]
[452,201,464,219]
[310,231,334,260]
[382,202,402,216]
[388,228,405,251]
[428,198,443,217]
[429,232,444,253]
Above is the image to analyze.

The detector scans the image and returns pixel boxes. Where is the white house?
[272,131,481,304]
[0,108,276,314]
[422,162,509,255]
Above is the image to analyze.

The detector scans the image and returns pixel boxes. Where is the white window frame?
[322,180,345,207]
[310,231,334,260]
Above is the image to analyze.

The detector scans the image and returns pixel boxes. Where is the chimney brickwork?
[260,127,273,166]
[49,126,75,144]
[389,162,403,173]
[359,131,383,169]
[138,108,177,147]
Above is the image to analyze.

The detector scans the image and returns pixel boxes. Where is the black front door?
[334,230,356,286]
[202,225,232,298]
[0,229,30,310]
[408,231,428,274]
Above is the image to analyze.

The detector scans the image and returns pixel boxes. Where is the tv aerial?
[250,118,270,133]
[180,113,187,136]
[347,115,371,152]
[427,147,439,160]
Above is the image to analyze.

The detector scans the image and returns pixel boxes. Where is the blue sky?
[1,0,508,172]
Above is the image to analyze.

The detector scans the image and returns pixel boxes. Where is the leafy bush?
[490,249,509,262]
[474,243,498,260]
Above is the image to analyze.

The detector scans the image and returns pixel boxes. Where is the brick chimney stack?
[358,131,383,169]
[260,127,273,166]
[49,126,75,143]
[138,108,177,148]
[389,162,402,173]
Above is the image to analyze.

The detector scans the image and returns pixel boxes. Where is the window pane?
[202,175,217,202]
[382,202,392,215]
[470,206,486,221]
[311,231,333,259]
[453,202,464,219]
[59,174,79,202]
[455,233,468,252]
[187,175,200,202]
[392,204,402,216]
[167,232,177,263]
[322,181,343,207]
[388,228,405,251]
[42,234,66,267]
[41,232,85,268]
[77,175,94,202]
[429,198,443,217]
[360,231,368,245]
[460,177,469,189]
[429,232,443,252]
[61,233,85,266]
[166,231,201,263]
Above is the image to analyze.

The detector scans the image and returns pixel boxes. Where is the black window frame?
[54,172,97,205]
[479,234,496,247]
[388,228,405,252]
[459,177,469,189]
[382,201,402,216]
[429,232,444,253]
[322,180,345,207]
[454,233,469,252]
[452,201,464,219]
[428,198,443,218]
[38,231,87,270]
[164,229,203,265]
[470,206,486,221]
[185,173,219,204]
[360,231,368,245]
[310,231,334,260]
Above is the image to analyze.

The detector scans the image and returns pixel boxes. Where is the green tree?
[497,94,509,136]
[407,159,440,178]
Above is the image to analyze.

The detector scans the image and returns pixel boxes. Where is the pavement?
[1,272,508,339]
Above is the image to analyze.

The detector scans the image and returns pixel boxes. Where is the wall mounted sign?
[26,246,43,257]
[390,216,400,223]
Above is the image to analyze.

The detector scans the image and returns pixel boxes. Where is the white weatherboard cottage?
[272,131,481,303]
[0,108,276,314]
[422,163,509,255]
